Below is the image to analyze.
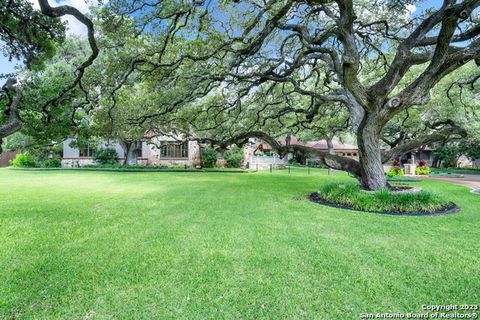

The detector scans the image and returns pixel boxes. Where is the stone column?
[189,141,201,167]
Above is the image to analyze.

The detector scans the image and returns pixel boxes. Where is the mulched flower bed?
[309,192,459,216]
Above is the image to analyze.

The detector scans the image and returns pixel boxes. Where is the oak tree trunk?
[357,115,388,191]
[119,141,139,166]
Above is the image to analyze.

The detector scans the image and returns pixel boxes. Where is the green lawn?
[0,168,478,319]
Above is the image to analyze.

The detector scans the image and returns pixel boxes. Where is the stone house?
[61,136,201,167]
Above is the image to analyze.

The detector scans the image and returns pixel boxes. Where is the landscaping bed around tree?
[310,182,458,216]
[386,176,422,182]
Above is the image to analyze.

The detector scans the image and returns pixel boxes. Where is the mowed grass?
[0,168,478,319]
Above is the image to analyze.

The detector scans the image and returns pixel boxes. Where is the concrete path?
[425,174,480,193]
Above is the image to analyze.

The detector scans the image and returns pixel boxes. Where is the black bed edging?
[11,168,247,173]
[387,178,422,182]
[309,193,459,216]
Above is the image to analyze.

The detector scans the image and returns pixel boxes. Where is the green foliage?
[317,182,450,213]
[288,154,302,165]
[415,166,430,176]
[1,132,33,152]
[433,146,461,167]
[11,153,36,168]
[93,147,119,165]
[460,140,480,161]
[41,158,61,168]
[223,147,243,168]
[387,167,404,177]
[201,147,217,168]
[0,0,65,69]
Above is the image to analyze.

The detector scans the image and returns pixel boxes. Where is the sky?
[0,0,449,79]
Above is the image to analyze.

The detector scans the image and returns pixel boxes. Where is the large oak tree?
[99,0,479,190]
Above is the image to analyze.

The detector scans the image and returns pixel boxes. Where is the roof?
[305,140,358,151]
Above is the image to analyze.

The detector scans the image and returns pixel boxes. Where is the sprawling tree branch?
[192,130,362,178]
[37,0,99,98]
[0,78,22,151]
[382,126,467,163]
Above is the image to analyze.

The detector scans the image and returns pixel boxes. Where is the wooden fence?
[0,151,18,167]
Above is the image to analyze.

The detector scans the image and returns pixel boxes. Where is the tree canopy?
[2,0,479,190]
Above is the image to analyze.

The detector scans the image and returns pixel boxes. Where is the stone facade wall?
[146,138,201,167]
[62,158,148,167]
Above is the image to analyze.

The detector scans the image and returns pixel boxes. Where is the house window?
[160,141,188,158]
[79,145,95,157]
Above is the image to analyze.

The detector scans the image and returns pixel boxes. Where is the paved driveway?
[425,174,480,193]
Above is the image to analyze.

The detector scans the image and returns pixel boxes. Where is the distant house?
[61,136,201,167]
[305,140,359,159]
[399,146,435,165]
[244,137,359,169]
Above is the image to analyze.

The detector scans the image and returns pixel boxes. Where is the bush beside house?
[201,147,217,168]
[223,148,243,168]
[93,147,118,165]
[11,154,36,168]
[386,160,404,177]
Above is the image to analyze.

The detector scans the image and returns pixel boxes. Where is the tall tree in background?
[0,0,98,151]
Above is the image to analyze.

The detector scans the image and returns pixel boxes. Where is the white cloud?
[27,0,40,9]
[406,4,417,15]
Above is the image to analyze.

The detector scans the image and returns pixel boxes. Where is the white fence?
[248,155,289,170]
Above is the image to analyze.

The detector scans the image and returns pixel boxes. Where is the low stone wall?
[62,158,148,167]
[62,158,97,168]
[148,157,191,167]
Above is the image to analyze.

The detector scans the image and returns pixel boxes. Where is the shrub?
[416,160,430,175]
[201,147,217,168]
[11,154,36,168]
[388,167,404,177]
[93,147,118,165]
[288,154,302,165]
[415,166,430,175]
[41,158,61,168]
[316,182,451,213]
[223,148,243,168]
[387,159,404,177]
